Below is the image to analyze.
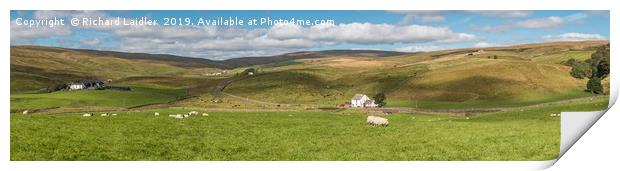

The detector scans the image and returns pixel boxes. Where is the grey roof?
[351,94,366,100]
[364,100,375,105]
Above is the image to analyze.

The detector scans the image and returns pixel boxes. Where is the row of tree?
[565,44,610,94]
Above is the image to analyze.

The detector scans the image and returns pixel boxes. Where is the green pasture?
[10,98,608,161]
[10,84,187,111]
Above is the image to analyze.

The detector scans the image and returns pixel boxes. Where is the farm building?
[67,80,105,90]
[351,94,378,108]
[66,80,130,91]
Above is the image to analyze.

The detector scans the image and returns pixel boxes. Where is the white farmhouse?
[351,94,378,108]
[67,83,85,90]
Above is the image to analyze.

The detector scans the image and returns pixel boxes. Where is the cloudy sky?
[10,10,609,60]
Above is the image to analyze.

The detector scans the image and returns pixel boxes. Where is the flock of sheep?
[81,111,209,119]
[167,111,210,119]
[82,113,117,117]
[78,110,390,126]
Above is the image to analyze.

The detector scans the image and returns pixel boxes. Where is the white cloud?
[476,12,593,33]
[10,22,73,40]
[514,13,590,29]
[33,10,108,20]
[11,11,109,41]
[80,38,101,46]
[12,11,481,59]
[480,25,512,33]
[112,22,476,59]
[542,33,606,42]
[474,42,494,47]
[389,11,445,24]
[514,16,565,28]
[466,11,531,18]
[267,23,476,44]
[395,45,441,52]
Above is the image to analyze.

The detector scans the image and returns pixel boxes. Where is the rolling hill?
[11,40,609,110]
[223,41,609,109]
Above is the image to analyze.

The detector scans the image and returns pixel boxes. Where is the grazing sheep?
[175,114,184,119]
[101,113,108,117]
[183,114,190,118]
[168,114,176,117]
[154,112,160,116]
[83,113,93,117]
[112,113,117,116]
[202,113,209,116]
[22,110,29,115]
[465,117,470,120]
[550,113,563,117]
[189,111,198,115]
[366,116,389,126]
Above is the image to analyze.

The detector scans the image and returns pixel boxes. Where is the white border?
[2,0,617,171]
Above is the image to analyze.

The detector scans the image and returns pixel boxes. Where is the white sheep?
[168,114,176,117]
[175,114,184,119]
[112,113,117,116]
[22,110,29,115]
[189,111,198,115]
[154,112,160,116]
[183,114,190,118]
[367,116,389,126]
[83,113,93,117]
[101,113,108,117]
[202,113,209,116]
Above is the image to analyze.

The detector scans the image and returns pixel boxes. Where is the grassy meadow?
[10,84,187,111]
[9,98,608,161]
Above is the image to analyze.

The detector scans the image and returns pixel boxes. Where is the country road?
[211,75,250,97]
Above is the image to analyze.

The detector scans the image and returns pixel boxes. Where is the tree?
[562,58,579,66]
[569,61,592,79]
[586,77,604,94]
[589,44,610,78]
[373,93,386,107]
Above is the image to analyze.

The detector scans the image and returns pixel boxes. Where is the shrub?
[569,62,592,79]
[586,77,604,94]
[373,93,387,107]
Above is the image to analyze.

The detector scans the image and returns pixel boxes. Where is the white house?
[351,94,378,108]
[66,80,105,91]
[68,83,85,90]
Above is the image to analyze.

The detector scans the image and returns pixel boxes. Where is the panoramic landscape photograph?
[10,10,610,161]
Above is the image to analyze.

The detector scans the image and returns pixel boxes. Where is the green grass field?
[10,84,187,111]
[10,98,608,161]
[386,88,599,109]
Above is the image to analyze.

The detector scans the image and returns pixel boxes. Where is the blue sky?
[10,10,610,60]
